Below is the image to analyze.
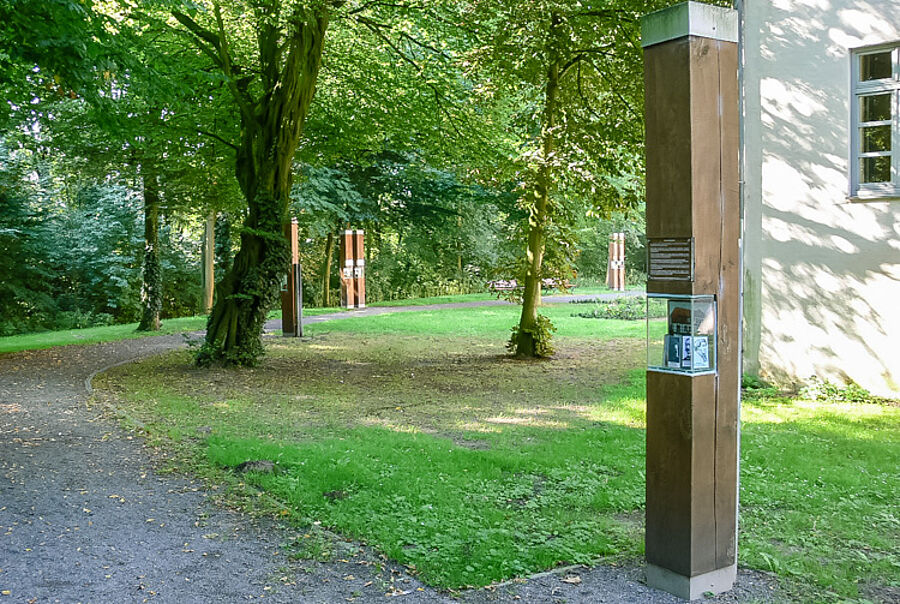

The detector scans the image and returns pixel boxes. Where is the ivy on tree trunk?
[177,4,331,366]
[137,165,161,332]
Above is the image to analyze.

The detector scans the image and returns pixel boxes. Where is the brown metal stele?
[641,2,741,600]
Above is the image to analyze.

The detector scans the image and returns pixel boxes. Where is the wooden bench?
[486,279,576,294]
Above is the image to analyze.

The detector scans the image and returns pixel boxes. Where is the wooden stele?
[281,219,302,337]
[607,233,626,291]
[606,235,615,289]
[642,3,740,600]
[352,229,366,309]
[617,233,626,291]
[340,230,356,309]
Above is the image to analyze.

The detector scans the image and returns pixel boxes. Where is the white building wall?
[742,0,900,396]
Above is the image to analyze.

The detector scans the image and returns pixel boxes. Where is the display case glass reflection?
[647,294,716,375]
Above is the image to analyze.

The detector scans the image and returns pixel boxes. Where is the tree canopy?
[0,0,677,361]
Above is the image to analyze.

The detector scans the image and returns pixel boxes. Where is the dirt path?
[0,297,782,603]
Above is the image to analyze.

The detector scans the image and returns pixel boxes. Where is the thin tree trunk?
[321,228,335,307]
[515,14,560,357]
[202,212,215,313]
[138,165,162,331]
[457,215,463,278]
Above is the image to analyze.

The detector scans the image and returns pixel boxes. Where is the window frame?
[850,43,900,201]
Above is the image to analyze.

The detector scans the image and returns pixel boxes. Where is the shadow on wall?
[742,0,900,395]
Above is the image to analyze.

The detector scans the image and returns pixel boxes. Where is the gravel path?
[0,297,784,603]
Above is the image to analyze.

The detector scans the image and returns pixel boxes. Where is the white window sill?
[848,193,900,203]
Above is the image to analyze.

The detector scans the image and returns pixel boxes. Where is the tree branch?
[356,16,463,138]
[171,11,221,64]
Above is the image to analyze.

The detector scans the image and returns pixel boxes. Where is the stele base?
[646,563,737,601]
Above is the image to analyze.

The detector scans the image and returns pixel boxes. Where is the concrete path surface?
[0,297,783,603]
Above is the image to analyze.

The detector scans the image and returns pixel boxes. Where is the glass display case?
[647,294,716,375]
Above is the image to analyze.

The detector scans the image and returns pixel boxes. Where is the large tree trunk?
[514,15,560,357]
[197,10,329,366]
[137,165,162,331]
[202,211,215,313]
[321,227,336,307]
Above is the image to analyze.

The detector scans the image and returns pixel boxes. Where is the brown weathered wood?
[340,230,355,308]
[203,212,215,314]
[644,30,740,582]
[714,38,741,568]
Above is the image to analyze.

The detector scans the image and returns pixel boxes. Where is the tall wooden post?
[281,219,301,337]
[202,212,215,314]
[606,234,615,289]
[642,3,740,599]
[340,230,356,309]
[352,230,366,309]
[616,233,626,290]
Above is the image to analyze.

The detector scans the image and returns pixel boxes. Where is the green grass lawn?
[306,304,655,340]
[0,315,210,354]
[95,306,899,599]
[369,293,499,306]
[366,285,632,308]
[0,307,346,354]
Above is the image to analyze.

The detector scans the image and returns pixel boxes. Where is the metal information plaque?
[648,238,694,281]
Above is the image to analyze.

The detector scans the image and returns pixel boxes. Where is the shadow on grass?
[740,402,899,599]
[206,419,647,589]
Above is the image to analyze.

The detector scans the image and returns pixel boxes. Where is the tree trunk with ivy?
[179,5,331,366]
[214,212,231,282]
[137,165,162,332]
[513,14,560,358]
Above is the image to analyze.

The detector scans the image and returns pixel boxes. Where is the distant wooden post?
[617,233,626,290]
[606,232,626,291]
[281,219,301,337]
[202,212,215,314]
[340,230,356,309]
[352,230,366,309]
[642,2,740,599]
[606,234,615,289]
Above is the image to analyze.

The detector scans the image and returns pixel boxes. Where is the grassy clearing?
[739,390,899,601]
[0,315,209,354]
[306,304,657,341]
[97,307,899,599]
[0,307,347,354]
[365,286,627,308]
[370,293,499,306]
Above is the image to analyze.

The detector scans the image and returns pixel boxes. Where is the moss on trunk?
[196,8,330,366]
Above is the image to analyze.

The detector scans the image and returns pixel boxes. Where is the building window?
[852,44,900,200]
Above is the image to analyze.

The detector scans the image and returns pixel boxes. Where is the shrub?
[571,296,665,321]
[507,313,556,357]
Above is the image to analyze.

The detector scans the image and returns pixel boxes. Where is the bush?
[800,376,885,404]
[571,296,665,320]
[507,313,556,357]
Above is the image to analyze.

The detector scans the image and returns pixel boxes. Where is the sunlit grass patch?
[97,307,899,598]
